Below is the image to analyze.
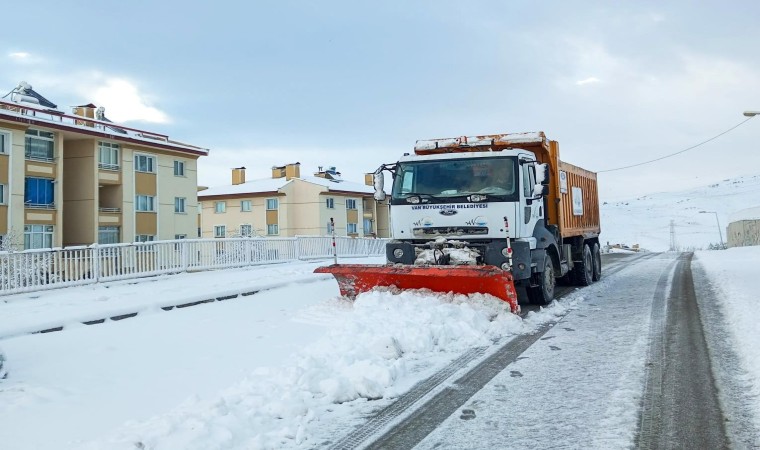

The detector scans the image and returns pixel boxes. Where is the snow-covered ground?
[0,257,569,449]
[601,174,760,251]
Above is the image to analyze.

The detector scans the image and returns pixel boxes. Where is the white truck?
[316,131,602,311]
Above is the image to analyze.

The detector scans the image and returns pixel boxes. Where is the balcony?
[99,207,122,226]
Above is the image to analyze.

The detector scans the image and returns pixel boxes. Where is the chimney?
[364,173,374,186]
[272,162,301,180]
[285,162,300,180]
[72,103,97,119]
[232,167,246,185]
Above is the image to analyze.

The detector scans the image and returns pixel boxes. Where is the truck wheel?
[528,255,555,305]
[572,244,594,286]
[592,243,602,281]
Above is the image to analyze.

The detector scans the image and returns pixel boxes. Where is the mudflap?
[314,264,519,313]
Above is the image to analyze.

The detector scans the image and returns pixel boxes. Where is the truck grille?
[413,226,489,237]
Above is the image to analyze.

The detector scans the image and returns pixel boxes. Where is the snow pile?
[82,290,527,449]
[696,247,760,393]
[413,238,480,265]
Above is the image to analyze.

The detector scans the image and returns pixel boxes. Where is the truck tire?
[572,244,594,286]
[592,243,602,281]
[528,255,555,305]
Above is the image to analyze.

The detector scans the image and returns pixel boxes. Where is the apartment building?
[0,82,208,250]
[198,163,389,238]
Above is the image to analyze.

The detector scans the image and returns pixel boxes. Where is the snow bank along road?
[1,252,758,449]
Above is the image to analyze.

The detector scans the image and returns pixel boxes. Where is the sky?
[2,1,759,200]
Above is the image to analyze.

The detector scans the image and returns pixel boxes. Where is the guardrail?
[0,236,389,296]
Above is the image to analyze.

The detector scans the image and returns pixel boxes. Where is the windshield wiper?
[400,192,439,204]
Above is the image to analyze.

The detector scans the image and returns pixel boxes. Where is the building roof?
[0,99,208,156]
[198,175,375,199]
[301,176,374,194]
[729,206,760,223]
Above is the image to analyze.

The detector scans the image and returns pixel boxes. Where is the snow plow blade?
[314,264,519,313]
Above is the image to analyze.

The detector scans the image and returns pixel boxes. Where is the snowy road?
[1,251,758,449]
[336,252,754,449]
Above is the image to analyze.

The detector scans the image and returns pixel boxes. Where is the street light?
[699,211,725,249]
[744,111,760,117]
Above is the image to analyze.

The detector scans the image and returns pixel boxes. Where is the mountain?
[599,174,760,252]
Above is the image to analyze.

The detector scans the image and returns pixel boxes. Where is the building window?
[240,224,252,237]
[241,200,252,212]
[174,160,185,176]
[25,129,54,162]
[135,195,156,212]
[24,177,54,208]
[0,130,9,154]
[24,224,53,249]
[214,225,226,238]
[175,197,186,213]
[98,226,120,244]
[363,218,373,235]
[346,199,357,210]
[175,234,187,240]
[0,183,6,205]
[135,154,156,173]
[135,235,155,243]
[98,142,120,170]
[326,198,334,209]
[214,201,226,213]
[347,223,357,234]
[267,224,279,235]
[266,198,278,210]
[326,221,334,234]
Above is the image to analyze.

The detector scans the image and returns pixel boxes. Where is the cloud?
[576,77,601,86]
[7,51,43,64]
[90,77,170,124]
[21,71,171,124]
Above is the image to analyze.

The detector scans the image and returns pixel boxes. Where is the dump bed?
[556,160,600,239]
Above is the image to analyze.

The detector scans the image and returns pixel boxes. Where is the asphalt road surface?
[326,252,756,449]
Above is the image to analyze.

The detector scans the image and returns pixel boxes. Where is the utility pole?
[669,220,677,252]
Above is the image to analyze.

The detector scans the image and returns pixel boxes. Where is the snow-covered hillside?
[601,174,760,252]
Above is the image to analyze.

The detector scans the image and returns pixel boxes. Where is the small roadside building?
[727,206,760,247]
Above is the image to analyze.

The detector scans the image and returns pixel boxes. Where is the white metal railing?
[0,236,389,296]
[99,207,121,213]
[98,163,120,171]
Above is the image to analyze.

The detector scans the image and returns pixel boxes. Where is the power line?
[597,116,755,173]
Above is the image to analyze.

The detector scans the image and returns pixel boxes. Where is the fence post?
[181,239,189,272]
[294,236,302,260]
[91,244,100,283]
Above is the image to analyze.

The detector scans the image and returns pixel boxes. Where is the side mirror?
[536,163,550,185]
[532,184,549,197]
[373,169,386,201]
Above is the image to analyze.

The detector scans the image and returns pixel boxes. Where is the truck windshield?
[391,156,519,204]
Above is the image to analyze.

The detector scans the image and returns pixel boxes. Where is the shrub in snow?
[0,348,7,380]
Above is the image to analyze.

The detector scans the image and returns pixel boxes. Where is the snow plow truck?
[315,131,601,313]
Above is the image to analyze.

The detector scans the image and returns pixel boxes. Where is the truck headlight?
[393,249,404,259]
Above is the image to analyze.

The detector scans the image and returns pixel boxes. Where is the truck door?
[520,160,543,238]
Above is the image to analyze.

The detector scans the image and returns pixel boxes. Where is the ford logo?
[439,209,457,216]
